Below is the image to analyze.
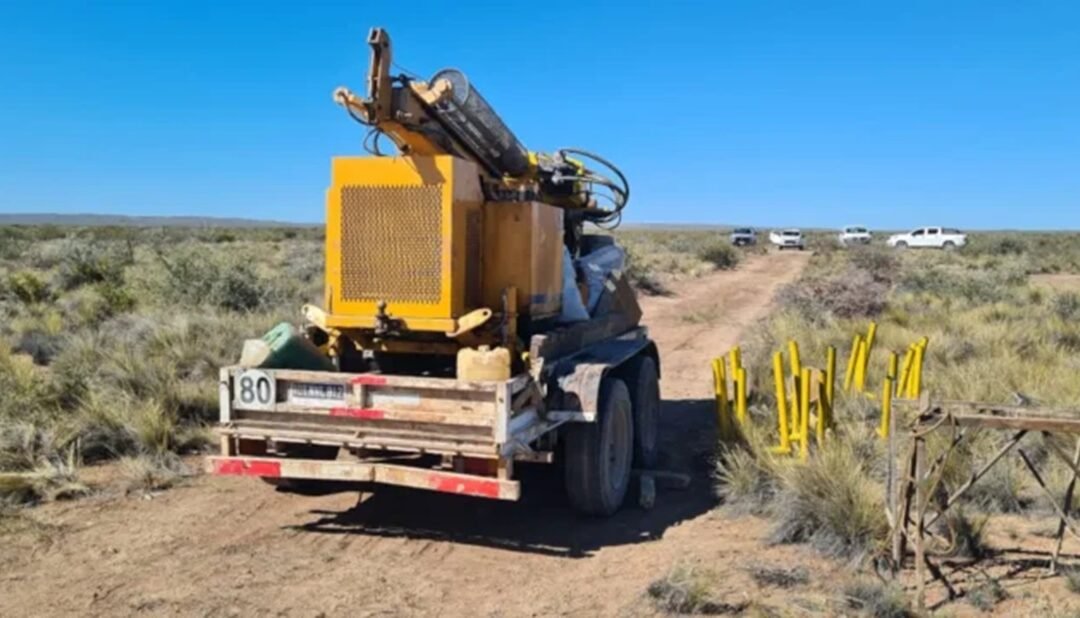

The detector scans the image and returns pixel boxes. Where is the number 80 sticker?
[234,369,276,410]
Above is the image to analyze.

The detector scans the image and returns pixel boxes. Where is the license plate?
[287,382,346,405]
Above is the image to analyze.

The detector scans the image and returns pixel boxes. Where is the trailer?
[209,322,660,515]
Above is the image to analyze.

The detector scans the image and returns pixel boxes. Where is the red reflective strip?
[213,459,281,477]
[350,375,387,386]
[428,473,501,498]
[329,407,386,420]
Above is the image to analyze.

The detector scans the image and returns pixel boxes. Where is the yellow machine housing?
[324,154,564,340]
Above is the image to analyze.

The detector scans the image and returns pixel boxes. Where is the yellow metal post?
[789,340,802,416]
[789,373,801,440]
[854,339,869,393]
[799,367,811,461]
[816,372,827,446]
[865,321,878,358]
[711,359,730,440]
[825,346,836,428]
[910,339,928,399]
[897,345,915,398]
[729,346,742,392]
[844,334,861,392]
[772,352,791,453]
[735,367,748,426]
[887,351,899,384]
[878,378,893,439]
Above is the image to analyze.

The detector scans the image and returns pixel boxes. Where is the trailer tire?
[624,356,660,469]
[564,378,634,516]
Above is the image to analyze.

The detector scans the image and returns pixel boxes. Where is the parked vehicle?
[730,227,757,246]
[839,225,872,246]
[887,227,967,250]
[769,229,805,250]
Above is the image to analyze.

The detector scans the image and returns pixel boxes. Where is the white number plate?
[234,370,276,410]
[287,382,346,405]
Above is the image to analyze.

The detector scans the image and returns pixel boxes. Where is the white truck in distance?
[839,225,872,246]
[887,227,967,250]
[769,229,805,250]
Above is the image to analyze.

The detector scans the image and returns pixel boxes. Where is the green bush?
[5,271,51,305]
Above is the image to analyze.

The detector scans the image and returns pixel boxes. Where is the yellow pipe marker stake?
[854,339,869,393]
[843,334,861,392]
[906,343,919,399]
[816,372,827,446]
[788,340,802,422]
[825,346,837,429]
[711,359,729,441]
[887,352,899,384]
[799,368,811,461]
[789,373,801,440]
[911,339,928,399]
[729,346,742,393]
[863,321,878,386]
[897,345,915,398]
[878,378,893,439]
[772,352,791,453]
[736,367,748,426]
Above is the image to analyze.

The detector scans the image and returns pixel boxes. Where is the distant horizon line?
[1,212,1078,233]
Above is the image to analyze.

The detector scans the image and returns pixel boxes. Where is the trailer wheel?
[625,356,660,469]
[564,378,634,516]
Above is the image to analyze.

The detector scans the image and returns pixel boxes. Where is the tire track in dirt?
[0,251,813,618]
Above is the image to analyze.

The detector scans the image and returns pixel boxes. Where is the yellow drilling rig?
[209,28,659,516]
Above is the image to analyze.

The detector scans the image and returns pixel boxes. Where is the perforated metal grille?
[340,185,443,304]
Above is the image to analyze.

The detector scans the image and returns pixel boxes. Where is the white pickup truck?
[839,226,872,246]
[769,229,805,250]
[887,227,967,250]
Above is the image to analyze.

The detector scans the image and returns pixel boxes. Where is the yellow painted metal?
[897,345,915,398]
[843,334,861,392]
[729,346,742,389]
[788,340,802,419]
[909,339,928,399]
[711,358,731,441]
[888,351,899,383]
[324,155,483,331]
[865,321,878,361]
[481,201,563,318]
[736,367,748,426]
[799,367,811,461]
[771,351,791,454]
[825,346,836,423]
[854,339,869,393]
[816,371,828,446]
[878,378,893,439]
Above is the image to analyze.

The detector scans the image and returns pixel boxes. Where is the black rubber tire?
[624,356,660,469]
[895,241,908,250]
[943,241,956,251]
[564,378,634,516]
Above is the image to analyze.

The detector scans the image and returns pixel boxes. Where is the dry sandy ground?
[1,252,825,618]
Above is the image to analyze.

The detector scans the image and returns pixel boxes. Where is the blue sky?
[1,1,1078,229]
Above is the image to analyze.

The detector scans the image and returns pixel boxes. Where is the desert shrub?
[0,461,88,506]
[777,268,888,321]
[746,564,809,588]
[768,439,888,559]
[1063,567,1080,594]
[646,564,747,615]
[848,247,900,284]
[967,577,1008,611]
[843,580,911,618]
[715,445,778,515]
[696,239,739,270]
[119,452,191,493]
[55,240,129,290]
[5,271,51,304]
[1053,292,1080,322]
[899,264,1024,305]
[146,247,281,311]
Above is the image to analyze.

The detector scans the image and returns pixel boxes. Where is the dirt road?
[1,252,814,618]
